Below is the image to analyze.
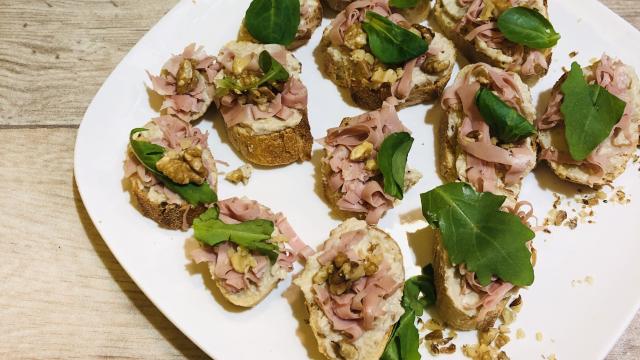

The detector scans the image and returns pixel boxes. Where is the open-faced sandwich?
[434,0,560,78]
[238,0,323,50]
[147,43,219,122]
[214,41,313,166]
[320,100,422,225]
[439,63,537,206]
[319,0,456,110]
[190,197,313,307]
[421,182,536,330]
[294,218,405,360]
[537,55,640,187]
[123,115,218,230]
[326,0,431,23]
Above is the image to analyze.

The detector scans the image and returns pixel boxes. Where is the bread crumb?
[516,328,525,339]
[422,318,444,331]
[536,332,544,342]
[585,276,594,285]
[225,164,253,185]
[569,51,578,58]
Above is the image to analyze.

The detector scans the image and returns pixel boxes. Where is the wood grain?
[0,0,638,359]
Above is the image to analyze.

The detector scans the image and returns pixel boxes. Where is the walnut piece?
[176,59,199,95]
[349,141,374,161]
[228,246,257,273]
[421,58,450,74]
[344,23,367,50]
[225,164,253,185]
[156,146,207,185]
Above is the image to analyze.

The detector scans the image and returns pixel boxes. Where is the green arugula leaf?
[420,183,535,286]
[214,51,289,95]
[245,0,300,46]
[389,0,420,9]
[560,62,627,161]
[193,208,280,262]
[361,11,429,65]
[382,265,436,360]
[476,87,536,143]
[377,132,414,200]
[129,129,217,206]
[497,7,560,49]
[256,50,290,87]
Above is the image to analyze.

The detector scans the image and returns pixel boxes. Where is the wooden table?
[0,0,638,358]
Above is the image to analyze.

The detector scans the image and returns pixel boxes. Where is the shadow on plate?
[282,284,325,360]
[532,163,593,198]
[73,181,210,359]
[406,221,436,268]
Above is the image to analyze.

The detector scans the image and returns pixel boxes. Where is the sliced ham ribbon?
[123,116,216,213]
[327,0,392,46]
[190,197,312,293]
[441,64,536,192]
[214,45,308,128]
[320,100,408,224]
[312,231,402,341]
[537,54,637,184]
[455,0,549,76]
[148,43,220,121]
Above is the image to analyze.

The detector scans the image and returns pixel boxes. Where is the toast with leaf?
[213,41,312,166]
[319,0,455,110]
[294,218,405,360]
[537,55,640,187]
[190,197,312,307]
[421,182,536,330]
[439,63,537,207]
[434,0,558,78]
[123,116,218,230]
[319,100,422,225]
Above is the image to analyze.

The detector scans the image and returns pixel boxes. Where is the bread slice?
[537,57,640,187]
[434,0,552,78]
[433,232,518,331]
[214,41,313,166]
[238,0,323,50]
[190,198,301,307]
[124,117,218,230]
[294,218,405,360]
[227,111,313,166]
[438,63,537,206]
[396,0,431,23]
[320,13,456,110]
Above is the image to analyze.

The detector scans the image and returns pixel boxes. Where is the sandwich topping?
[311,228,402,341]
[538,55,638,184]
[148,43,219,121]
[124,115,218,208]
[190,197,313,293]
[326,0,452,101]
[214,42,308,135]
[449,0,555,76]
[442,63,536,197]
[321,100,420,225]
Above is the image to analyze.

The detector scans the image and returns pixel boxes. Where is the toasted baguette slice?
[434,0,552,78]
[123,116,218,230]
[238,0,323,50]
[433,232,518,331]
[227,111,313,166]
[320,5,455,110]
[439,63,537,206]
[537,55,640,187]
[294,218,405,360]
[190,197,306,307]
[147,44,217,122]
[320,103,422,224]
[214,41,313,166]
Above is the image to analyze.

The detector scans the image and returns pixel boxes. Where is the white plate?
[74,1,640,359]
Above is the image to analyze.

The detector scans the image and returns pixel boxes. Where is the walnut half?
[156,145,208,185]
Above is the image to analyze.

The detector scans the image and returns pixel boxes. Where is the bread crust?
[227,112,313,166]
[434,0,551,79]
[433,232,515,331]
[129,177,207,230]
